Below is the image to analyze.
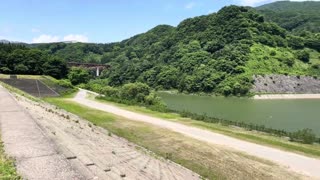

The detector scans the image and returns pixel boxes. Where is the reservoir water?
[158,92,320,136]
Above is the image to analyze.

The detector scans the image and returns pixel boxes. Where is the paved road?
[0,85,84,179]
[74,89,320,179]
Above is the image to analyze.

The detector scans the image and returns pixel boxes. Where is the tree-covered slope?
[101,6,319,96]
[32,5,320,96]
[256,1,320,33]
[0,43,68,79]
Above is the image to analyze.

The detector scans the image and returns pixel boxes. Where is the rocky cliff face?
[252,75,320,94]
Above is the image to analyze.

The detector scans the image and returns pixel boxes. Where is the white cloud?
[63,34,88,42]
[32,34,88,43]
[185,2,196,9]
[31,28,40,33]
[32,34,60,43]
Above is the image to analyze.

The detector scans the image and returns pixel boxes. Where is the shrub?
[290,128,317,144]
[282,57,295,67]
[100,86,118,98]
[86,82,166,110]
[120,83,151,103]
[295,50,310,63]
[57,79,73,88]
[68,67,91,85]
[270,50,277,56]
[311,62,320,69]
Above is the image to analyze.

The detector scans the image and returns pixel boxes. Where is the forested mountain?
[29,5,320,96]
[256,1,320,33]
[5,4,310,95]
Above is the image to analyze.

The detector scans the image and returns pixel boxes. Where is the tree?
[288,35,305,49]
[156,66,179,89]
[14,64,29,74]
[43,57,68,79]
[68,67,91,85]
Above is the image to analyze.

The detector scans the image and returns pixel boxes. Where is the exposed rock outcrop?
[252,75,320,94]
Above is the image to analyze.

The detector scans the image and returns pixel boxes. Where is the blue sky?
[0,0,314,43]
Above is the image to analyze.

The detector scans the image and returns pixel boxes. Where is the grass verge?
[45,97,220,179]
[0,136,21,179]
[89,94,320,158]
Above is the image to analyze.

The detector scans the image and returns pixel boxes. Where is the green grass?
[188,120,320,157]
[0,136,21,179]
[0,74,9,79]
[45,98,116,126]
[60,89,78,98]
[17,75,44,79]
[308,48,320,64]
[45,96,312,179]
[44,97,218,179]
[90,95,320,158]
[246,43,311,76]
[0,74,47,80]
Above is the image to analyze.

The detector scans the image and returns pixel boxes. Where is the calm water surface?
[158,92,320,136]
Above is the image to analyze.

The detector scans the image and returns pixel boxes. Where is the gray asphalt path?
[0,85,84,180]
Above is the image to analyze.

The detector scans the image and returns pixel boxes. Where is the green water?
[158,92,320,136]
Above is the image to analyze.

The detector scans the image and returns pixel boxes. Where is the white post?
[96,67,100,76]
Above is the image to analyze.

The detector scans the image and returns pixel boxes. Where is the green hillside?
[256,1,320,33]
[0,43,68,79]
[30,5,320,96]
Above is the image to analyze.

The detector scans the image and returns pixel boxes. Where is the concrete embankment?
[0,85,83,179]
[252,75,320,94]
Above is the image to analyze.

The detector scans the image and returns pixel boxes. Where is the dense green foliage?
[33,5,320,96]
[83,81,166,110]
[33,42,111,64]
[256,1,320,34]
[67,67,92,85]
[0,43,68,79]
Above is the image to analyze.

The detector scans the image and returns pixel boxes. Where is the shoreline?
[254,94,320,100]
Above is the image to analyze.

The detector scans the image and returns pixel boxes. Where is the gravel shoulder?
[74,89,320,179]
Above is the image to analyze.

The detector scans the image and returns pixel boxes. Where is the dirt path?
[73,89,320,179]
[12,89,200,179]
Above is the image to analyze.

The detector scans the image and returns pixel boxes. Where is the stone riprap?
[252,75,320,94]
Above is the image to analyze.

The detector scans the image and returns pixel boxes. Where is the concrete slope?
[0,85,200,180]
[0,79,59,97]
[0,85,83,179]
[73,89,320,179]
